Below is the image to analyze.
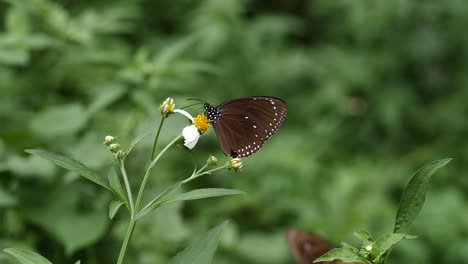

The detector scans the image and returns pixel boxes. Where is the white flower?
[174,109,210,149]
[182,125,200,149]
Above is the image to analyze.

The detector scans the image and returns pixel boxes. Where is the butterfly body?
[204,96,287,158]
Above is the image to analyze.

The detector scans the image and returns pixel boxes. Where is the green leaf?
[4,248,53,264]
[313,247,367,263]
[136,187,244,220]
[135,181,184,220]
[168,220,228,264]
[160,188,245,205]
[108,168,127,205]
[0,46,28,66]
[372,233,417,262]
[109,200,124,219]
[394,158,452,233]
[5,155,57,180]
[30,103,88,138]
[23,184,109,255]
[25,149,111,191]
[354,230,374,244]
[75,261,81,264]
[87,84,126,116]
[130,90,155,114]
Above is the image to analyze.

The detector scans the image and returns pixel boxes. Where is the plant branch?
[119,161,134,215]
[150,117,165,161]
[135,134,182,211]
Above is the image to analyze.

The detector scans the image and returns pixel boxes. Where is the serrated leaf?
[372,233,417,262]
[135,181,184,220]
[108,168,127,205]
[160,188,245,205]
[313,247,367,263]
[109,200,124,219]
[394,158,452,233]
[4,248,53,264]
[25,149,111,191]
[168,220,228,264]
[354,230,374,244]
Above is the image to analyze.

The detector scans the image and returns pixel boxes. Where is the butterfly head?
[204,103,221,123]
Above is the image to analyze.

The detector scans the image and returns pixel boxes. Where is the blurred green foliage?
[0,0,467,263]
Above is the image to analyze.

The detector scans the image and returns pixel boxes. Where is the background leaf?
[4,248,53,264]
[168,220,228,264]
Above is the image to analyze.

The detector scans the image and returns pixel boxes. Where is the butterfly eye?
[205,96,287,158]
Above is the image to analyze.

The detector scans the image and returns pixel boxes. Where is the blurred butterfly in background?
[285,229,357,264]
[203,96,287,158]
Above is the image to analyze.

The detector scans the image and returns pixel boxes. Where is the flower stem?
[183,165,227,183]
[151,117,165,161]
[116,218,136,264]
[135,134,182,211]
[119,162,134,215]
[116,134,181,264]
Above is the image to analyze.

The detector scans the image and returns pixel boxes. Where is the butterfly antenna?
[186,98,206,103]
[180,102,204,110]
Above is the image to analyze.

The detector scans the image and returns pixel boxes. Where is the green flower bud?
[207,155,218,166]
[105,135,115,146]
[109,143,121,153]
[227,158,243,171]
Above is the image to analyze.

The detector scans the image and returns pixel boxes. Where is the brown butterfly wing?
[210,96,287,158]
[285,230,356,264]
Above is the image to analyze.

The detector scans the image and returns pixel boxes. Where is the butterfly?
[203,96,287,158]
[285,229,358,264]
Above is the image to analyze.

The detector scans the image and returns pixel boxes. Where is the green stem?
[119,162,134,215]
[116,133,181,264]
[116,218,136,264]
[151,117,165,161]
[135,134,182,211]
[183,165,227,184]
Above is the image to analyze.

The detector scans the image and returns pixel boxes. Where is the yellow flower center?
[194,114,210,133]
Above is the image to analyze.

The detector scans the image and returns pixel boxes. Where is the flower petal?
[182,125,199,141]
[174,109,194,122]
[184,134,200,149]
[182,125,201,149]
[182,125,200,149]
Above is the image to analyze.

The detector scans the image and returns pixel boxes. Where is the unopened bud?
[105,135,115,146]
[207,155,218,166]
[109,143,121,153]
[365,245,372,252]
[227,158,243,171]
